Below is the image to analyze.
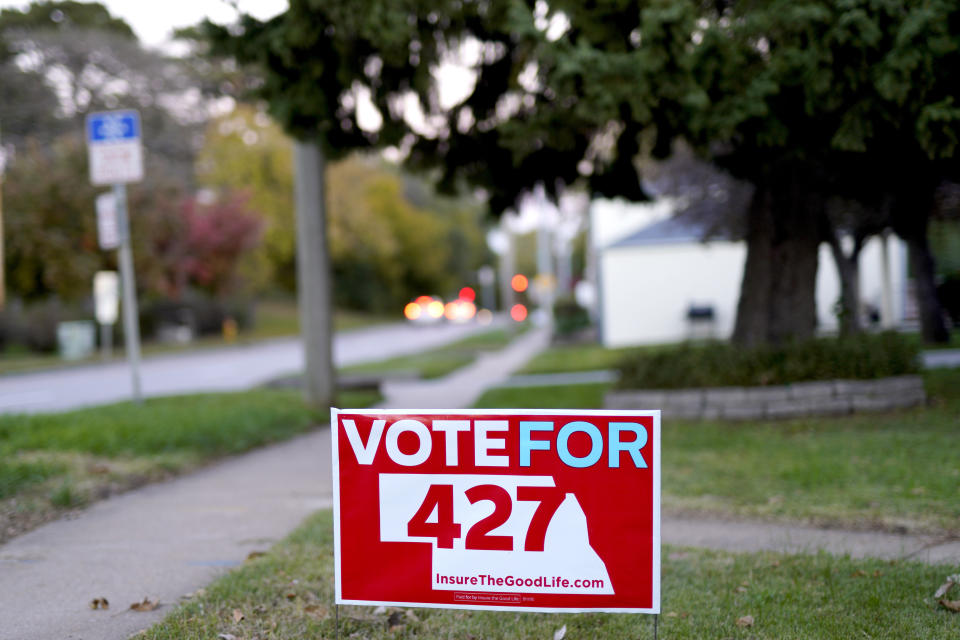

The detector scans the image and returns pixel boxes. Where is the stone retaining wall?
[605,375,926,420]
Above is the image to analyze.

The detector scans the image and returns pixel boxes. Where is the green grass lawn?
[474,370,960,535]
[139,355,960,638]
[474,381,611,409]
[0,388,378,543]
[142,510,960,640]
[344,328,516,379]
[518,342,641,375]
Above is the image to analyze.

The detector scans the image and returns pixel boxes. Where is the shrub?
[139,291,253,339]
[615,332,921,389]
[0,298,88,353]
[553,298,592,336]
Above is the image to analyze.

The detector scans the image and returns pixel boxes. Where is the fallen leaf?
[769,560,781,568]
[939,599,960,612]
[665,611,689,619]
[233,609,245,622]
[89,597,109,610]
[872,570,883,578]
[736,615,755,628]
[851,570,867,578]
[934,574,960,599]
[129,597,160,612]
[553,624,567,640]
[246,551,266,561]
[285,592,296,600]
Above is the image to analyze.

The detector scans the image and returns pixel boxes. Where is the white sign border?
[330,407,661,614]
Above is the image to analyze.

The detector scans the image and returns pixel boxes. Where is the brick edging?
[604,375,926,419]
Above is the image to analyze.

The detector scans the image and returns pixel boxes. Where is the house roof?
[607,215,733,248]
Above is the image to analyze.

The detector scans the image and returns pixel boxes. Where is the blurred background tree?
[0,0,493,357]
[197,105,489,311]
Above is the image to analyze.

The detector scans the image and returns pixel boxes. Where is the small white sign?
[95,193,120,249]
[94,271,120,325]
[86,110,144,185]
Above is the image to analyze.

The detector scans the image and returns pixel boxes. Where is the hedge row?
[615,332,921,390]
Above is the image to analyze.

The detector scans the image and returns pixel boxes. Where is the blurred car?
[404,295,446,325]
[444,298,477,323]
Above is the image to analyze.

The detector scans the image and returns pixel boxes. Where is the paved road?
[0,320,504,414]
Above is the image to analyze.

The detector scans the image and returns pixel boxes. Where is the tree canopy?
[203,0,960,344]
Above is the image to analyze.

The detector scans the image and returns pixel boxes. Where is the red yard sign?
[331,409,660,613]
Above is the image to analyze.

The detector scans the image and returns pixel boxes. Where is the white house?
[593,200,909,347]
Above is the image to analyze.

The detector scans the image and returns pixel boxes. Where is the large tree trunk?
[891,194,950,344]
[824,227,863,337]
[294,140,336,410]
[907,232,950,344]
[733,176,823,346]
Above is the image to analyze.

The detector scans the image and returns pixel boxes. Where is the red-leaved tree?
[156,191,263,299]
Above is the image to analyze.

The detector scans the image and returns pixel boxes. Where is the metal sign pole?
[114,183,142,403]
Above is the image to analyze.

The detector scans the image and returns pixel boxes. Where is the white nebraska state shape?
[378,473,614,595]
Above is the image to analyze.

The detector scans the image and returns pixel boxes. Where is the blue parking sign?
[87,110,140,143]
[86,109,144,185]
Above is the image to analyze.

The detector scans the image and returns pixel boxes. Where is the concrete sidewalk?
[0,325,552,640]
[1,325,957,640]
[0,430,334,640]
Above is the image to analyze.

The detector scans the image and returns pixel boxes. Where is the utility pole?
[293,140,335,410]
[114,184,142,401]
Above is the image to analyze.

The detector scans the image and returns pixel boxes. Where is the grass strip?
[344,328,517,379]
[474,382,611,409]
[518,343,640,375]
[143,510,960,640]
[0,390,318,459]
[0,389,377,543]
